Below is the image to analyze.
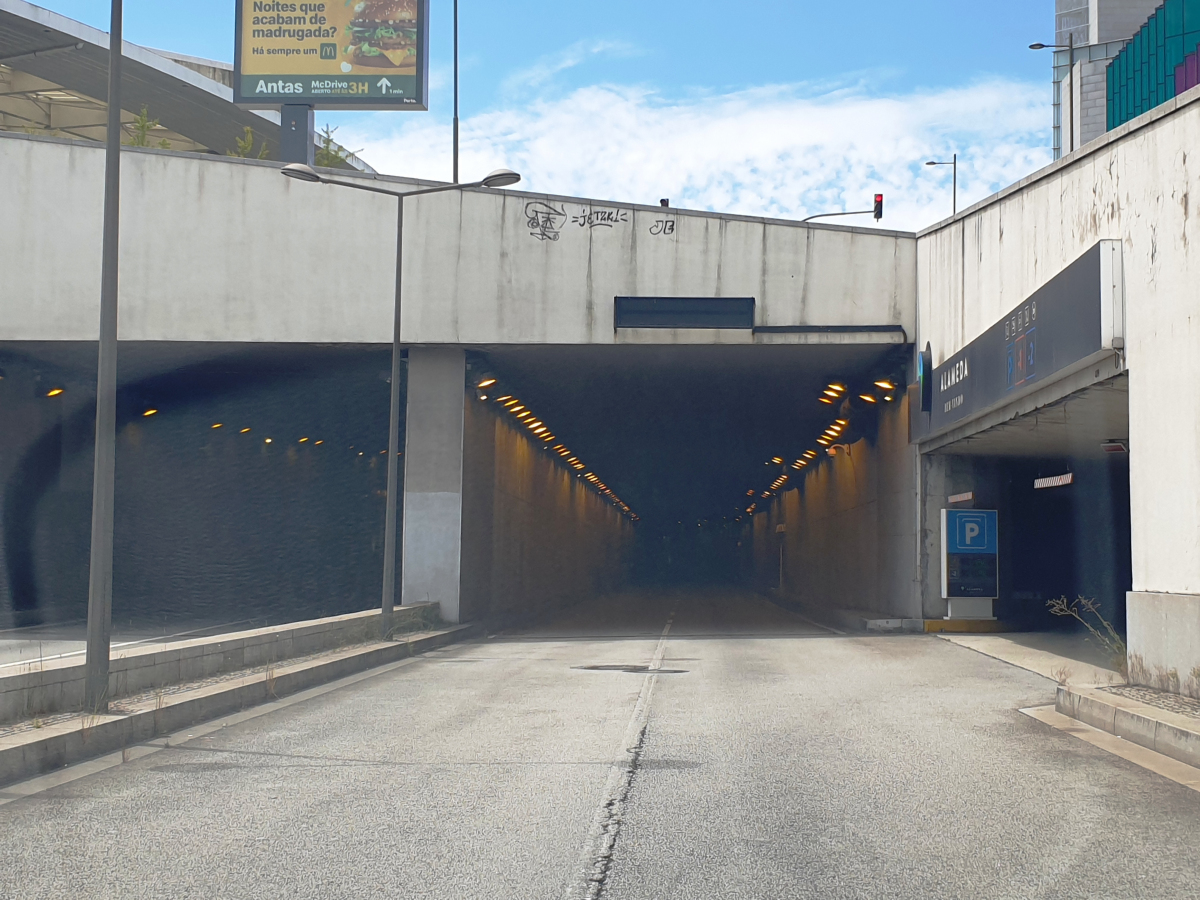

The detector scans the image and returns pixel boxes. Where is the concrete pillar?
[401,348,467,623]
[917,452,950,621]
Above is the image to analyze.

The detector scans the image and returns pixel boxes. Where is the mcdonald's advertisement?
[234,0,428,109]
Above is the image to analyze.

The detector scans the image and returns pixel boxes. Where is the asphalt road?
[2,589,1199,899]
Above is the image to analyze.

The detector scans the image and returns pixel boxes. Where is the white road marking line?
[563,601,678,900]
[1021,705,1200,793]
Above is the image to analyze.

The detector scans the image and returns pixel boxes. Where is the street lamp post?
[1031,36,1076,154]
[84,0,123,713]
[925,154,957,216]
[280,164,520,632]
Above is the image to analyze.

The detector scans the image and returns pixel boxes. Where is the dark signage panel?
[614,297,755,330]
[926,244,1104,434]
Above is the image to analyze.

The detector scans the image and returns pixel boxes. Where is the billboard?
[234,0,429,109]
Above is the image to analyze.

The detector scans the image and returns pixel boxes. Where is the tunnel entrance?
[472,342,910,599]
[926,375,1132,634]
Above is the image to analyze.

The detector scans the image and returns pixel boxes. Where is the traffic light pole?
[802,195,884,223]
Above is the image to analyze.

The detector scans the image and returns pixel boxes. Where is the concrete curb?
[0,604,439,726]
[0,624,476,788]
[1057,685,1200,770]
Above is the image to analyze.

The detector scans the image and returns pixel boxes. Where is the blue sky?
[38,1,1061,228]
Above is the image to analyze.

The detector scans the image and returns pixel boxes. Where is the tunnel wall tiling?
[460,396,633,621]
[0,343,399,632]
[745,394,919,619]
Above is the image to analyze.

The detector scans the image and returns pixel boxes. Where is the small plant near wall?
[228,126,269,160]
[1047,595,1128,680]
[124,106,171,149]
[314,125,361,168]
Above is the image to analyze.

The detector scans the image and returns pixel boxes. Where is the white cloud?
[338,78,1054,232]
[501,40,639,94]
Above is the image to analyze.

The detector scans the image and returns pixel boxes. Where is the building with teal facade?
[1107,0,1200,129]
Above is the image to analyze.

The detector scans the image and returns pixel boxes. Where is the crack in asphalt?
[563,601,678,900]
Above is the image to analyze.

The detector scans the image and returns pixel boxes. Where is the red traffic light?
[873,194,884,220]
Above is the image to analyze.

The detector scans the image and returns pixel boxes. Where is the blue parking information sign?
[941,509,998,599]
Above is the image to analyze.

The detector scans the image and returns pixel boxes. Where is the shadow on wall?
[0,344,401,631]
[992,455,1132,631]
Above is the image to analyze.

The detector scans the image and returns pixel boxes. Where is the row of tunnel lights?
[741,379,899,518]
[476,378,639,521]
[44,387,400,457]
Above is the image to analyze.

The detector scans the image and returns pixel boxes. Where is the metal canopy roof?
[0,0,370,168]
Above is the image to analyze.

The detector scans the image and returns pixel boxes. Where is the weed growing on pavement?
[1050,664,1073,685]
[1047,595,1127,680]
[265,663,278,698]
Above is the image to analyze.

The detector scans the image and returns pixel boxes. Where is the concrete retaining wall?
[0,604,437,724]
[917,85,1200,689]
[0,131,915,347]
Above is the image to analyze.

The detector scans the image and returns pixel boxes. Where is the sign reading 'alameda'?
[924,242,1114,436]
[234,0,430,109]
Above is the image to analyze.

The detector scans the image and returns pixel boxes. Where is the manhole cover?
[573,664,687,674]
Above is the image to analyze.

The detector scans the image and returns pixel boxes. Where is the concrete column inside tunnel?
[401,348,468,623]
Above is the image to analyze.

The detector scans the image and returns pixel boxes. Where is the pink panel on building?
[1178,51,1200,94]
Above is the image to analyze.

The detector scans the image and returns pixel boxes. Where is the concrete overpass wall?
[748,398,919,621]
[0,132,915,346]
[916,86,1200,694]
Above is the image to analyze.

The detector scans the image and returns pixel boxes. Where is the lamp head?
[281,163,322,183]
[481,168,521,188]
[1029,43,1047,50]
[925,161,938,166]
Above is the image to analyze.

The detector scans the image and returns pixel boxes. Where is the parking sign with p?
[941,509,998,599]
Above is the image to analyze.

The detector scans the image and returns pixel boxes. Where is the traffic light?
[873,194,884,221]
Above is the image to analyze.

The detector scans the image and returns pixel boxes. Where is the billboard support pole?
[452,0,459,183]
[281,103,314,165]
[84,0,123,714]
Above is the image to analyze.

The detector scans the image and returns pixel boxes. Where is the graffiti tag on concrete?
[571,207,629,229]
[525,201,567,241]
